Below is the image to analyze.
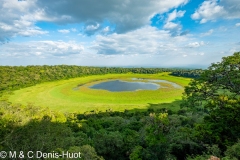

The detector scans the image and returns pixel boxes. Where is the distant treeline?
[170,69,203,78]
[0,65,202,94]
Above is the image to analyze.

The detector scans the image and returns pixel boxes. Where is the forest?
[0,52,240,160]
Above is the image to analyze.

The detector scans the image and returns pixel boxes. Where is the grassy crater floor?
[8,73,191,113]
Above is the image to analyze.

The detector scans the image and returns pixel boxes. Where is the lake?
[89,80,160,92]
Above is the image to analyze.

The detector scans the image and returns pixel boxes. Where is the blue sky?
[0,0,240,68]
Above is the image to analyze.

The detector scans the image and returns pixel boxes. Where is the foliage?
[182,52,240,153]
[0,100,207,160]
[68,145,104,160]
[171,69,203,78]
[224,140,240,159]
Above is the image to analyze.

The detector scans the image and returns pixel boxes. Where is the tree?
[3,117,74,154]
[68,145,104,160]
[93,130,124,159]
[182,52,240,151]
[143,113,171,159]
[224,140,240,160]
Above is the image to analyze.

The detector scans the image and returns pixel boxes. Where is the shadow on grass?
[76,99,184,120]
[147,100,183,112]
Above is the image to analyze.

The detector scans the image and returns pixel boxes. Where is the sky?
[0,0,240,68]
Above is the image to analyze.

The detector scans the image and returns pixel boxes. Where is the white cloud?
[36,0,189,33]
[167,9,186,22]
[1,25,240,67]
[1,41,84,58]
[0,0,48,42]
[163,22,179,30]
[0,0,190,42]
[192,0,240,23]
[220,0,240,19]
[201,29,214,36]
[18,28,48,36]
[84,23,101,36]
[102,26,110,33]
[1,0,239,68]
[91,26,189,55]
[163,9,185,35]
[191,0,226,23]
[58,29,70,34]
[87,26,239,67]
[86,24,100,31]
[187,41,205,48]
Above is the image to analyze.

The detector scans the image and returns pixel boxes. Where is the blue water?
[89,80,160,92]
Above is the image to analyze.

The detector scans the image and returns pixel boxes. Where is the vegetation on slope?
[0,52,239,159]
[171,69,203,78]
[182,52,240,159]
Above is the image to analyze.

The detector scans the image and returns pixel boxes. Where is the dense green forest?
[170,69,203,78]
[0,52,240,159]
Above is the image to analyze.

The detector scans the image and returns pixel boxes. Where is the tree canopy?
[182,52,240,150]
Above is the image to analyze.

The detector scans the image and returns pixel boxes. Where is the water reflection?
[131,78,182,89]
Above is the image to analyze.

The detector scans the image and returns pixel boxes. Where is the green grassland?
[8,73,191,113]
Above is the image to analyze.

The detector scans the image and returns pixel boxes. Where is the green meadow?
[8,73,191,113]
